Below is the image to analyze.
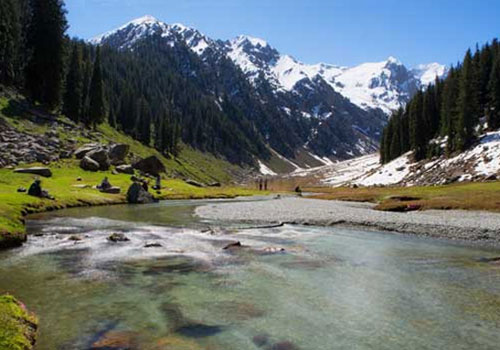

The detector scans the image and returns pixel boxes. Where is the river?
[0,198,499,349]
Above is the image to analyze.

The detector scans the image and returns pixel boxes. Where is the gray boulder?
[126,182,155,204]
[14,167,52,178]
[185,179,204,188]
[132,155,165,176]
[80,156,100,172]
[108,144,130,165]
[116,164,134,175]
[86,148,110,171]
[74,143,101,159]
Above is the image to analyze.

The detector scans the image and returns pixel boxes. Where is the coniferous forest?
[0,0,271,165]
[380,39,500,164]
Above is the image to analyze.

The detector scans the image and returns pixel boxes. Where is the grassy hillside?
[0,93,263,248]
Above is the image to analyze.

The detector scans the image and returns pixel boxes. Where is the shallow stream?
[0,198,499,349]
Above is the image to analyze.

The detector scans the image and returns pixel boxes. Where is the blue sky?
[66,0,500,67]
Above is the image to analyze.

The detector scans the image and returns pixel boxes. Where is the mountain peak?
[386,56,402,65]
[234,35,269,48]
[130,15,160,25]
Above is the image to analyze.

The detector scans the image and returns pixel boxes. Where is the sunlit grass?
[307,182,500,212]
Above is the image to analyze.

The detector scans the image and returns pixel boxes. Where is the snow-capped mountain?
[90,16,446,171]
[92,15,446,116]
[224,38,446,114]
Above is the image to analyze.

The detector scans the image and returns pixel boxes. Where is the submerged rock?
[175,323,223,338]
[107,233,130,242]
[144,242,162,248]
[14,167,52,177]
[155,336,202,350]
[253,334,270,347]
[271,341,300,350]
[223,241,242,250]
[90,330,138,350]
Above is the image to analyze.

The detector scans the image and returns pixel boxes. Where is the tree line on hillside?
[380,39,500,164]
[0,0,269,164]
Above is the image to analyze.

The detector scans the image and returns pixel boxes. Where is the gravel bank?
[196,197,500,245]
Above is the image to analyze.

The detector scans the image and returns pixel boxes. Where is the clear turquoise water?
[0,200,499,350]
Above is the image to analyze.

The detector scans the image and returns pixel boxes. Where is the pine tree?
[389,112,401,160]
[478,43,493,112]
[88,46,106,127]
[0,0,21,85]
[25,0,68,109]
[62,43,83,122]
[456,50,478,151]
[488,55,500,130]
[410,91,426,160]
[80,45,93,122]
[440,67,459,151]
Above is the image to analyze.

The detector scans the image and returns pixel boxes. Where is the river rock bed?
[196,197,500,245]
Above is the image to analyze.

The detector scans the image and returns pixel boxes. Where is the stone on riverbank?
[126,182,155,204]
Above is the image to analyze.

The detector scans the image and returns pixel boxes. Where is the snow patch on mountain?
[225,35,446,114]
[412,63,449,86]
[91,16,447,116]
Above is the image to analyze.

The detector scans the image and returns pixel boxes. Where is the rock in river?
[107,233,130,242]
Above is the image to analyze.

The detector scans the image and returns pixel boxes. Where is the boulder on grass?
[126,182,155,204]
[185,179,204,187]
[86,148,110,171]
[80,156,100,172]
[74,143,101,159]
[108,144,130,165]
[132,156,165,176]
[116,164,134,175]
[14,167,52,178]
